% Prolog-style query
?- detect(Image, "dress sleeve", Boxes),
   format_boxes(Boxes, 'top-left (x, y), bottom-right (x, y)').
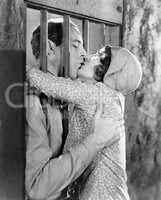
top-left (28, 68), bottom-right (101, 106)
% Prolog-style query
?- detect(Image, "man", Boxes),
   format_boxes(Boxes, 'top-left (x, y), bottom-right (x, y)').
top-left (26, 19), bottom-right (119, 200)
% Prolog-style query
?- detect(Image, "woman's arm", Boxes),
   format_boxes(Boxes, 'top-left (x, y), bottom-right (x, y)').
top-left (28, 68), bottom-right (101, 106)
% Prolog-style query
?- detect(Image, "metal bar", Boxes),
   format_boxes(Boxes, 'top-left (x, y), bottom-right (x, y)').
top-left (119, 25), bottom-right (123, 46)
top-left (83, 20), bottom-right (89, 53)
top-left (40, 9), bottom-right (48, 72)
top-left (119, 0), bottom-right (126, 46)
top-left (63, 15), bottom-right (70, 77)
top-left (60, 15), bottom-right (70, 152)
top-left (101, 23), bottom-right (106, 46)
top-left (26, 2), bottom-right (120, 27)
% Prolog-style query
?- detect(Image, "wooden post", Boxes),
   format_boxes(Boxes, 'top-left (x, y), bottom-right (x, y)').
top-left (0, 0), bottom-right (26, 199)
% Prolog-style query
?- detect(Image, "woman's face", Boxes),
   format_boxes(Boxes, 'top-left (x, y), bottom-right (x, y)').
top-left (77, 54), bottom-right (101, 80)
top-left (77, 46), bottom-right (111, 82)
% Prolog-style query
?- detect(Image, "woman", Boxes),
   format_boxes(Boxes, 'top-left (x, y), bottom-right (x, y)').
top-left (28, 45), bottom-right (142, 200)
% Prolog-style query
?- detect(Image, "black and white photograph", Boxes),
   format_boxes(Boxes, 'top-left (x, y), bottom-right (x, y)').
top-left (0, 0), bottom-right (161, 200)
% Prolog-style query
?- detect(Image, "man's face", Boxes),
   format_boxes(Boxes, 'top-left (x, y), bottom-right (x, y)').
top-left (69, 28), bottom-right (86, 79)
top-left (47, 25), bottom-right (86, 79)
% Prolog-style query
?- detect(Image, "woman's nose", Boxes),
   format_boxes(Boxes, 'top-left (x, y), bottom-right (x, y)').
top-left (85, 54), bottom-right (98, 61)
top-left (85, 54), bottom-right (92, 61)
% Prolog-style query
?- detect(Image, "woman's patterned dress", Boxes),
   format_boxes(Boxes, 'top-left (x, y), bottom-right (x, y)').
top-left (28, 69), bottom-right (130, 200)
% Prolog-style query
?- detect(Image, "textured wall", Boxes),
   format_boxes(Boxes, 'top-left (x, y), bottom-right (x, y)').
top-left (0, 0), bottom-right (26, 50)
top-left (123, 0), bottom-right (161, 200)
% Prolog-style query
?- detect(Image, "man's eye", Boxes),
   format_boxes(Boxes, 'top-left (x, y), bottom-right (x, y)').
top-left (72, 42), bottom-right (80, 48)
top-left (72, 44), bottom-right (79, 48)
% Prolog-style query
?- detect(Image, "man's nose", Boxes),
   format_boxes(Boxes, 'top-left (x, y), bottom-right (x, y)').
top-left (80, 46), bottom-right (87, 57)
top-left (81, 55), bottom-right (89, 63)
top-left (79, 47), bottom-right (87, 63)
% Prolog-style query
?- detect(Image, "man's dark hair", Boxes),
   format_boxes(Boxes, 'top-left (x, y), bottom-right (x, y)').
top-left (31, 22), bottom-right (63, 59)
top-left (94, 45), bottom-right (112, 82)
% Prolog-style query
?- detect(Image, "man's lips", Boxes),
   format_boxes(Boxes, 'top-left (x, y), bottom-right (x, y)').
top-left (78, 62), bottom-right (85, 70)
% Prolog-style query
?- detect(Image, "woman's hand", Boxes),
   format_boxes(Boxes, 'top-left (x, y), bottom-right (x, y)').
top-left (93, 104), bottom-right (120, 149)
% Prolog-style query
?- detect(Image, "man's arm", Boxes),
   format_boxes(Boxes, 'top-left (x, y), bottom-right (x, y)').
top-left (26, 96), bottom-right (119, 199)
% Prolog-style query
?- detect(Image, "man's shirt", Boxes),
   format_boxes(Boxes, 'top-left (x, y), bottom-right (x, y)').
top-left (25, 95), bottom-right (101, 200)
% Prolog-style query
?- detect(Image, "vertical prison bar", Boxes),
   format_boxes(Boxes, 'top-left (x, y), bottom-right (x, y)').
top-left (119, 25), bottom-right (123, 46)
top-left (83, 19), bottom-right (89, 53)
top-left (60, 15), bottom-right (70, 152)
top-left (63, 15), bottom-right (70, 77)
top-left (101, 24), bottom-right (106, 46)
top-left (40, 10), bottom-right (48, 72)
